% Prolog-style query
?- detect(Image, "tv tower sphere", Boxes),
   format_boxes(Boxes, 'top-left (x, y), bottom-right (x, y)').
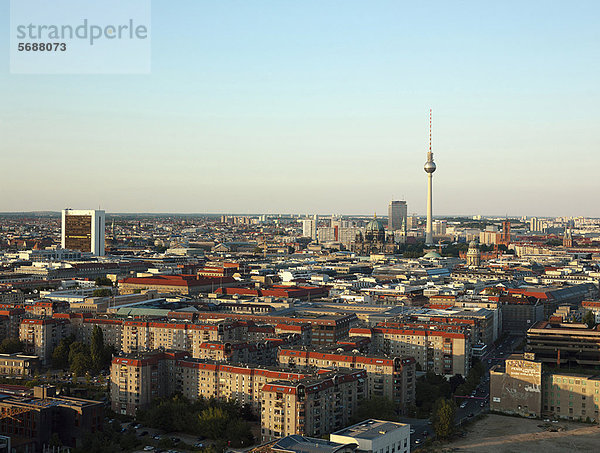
top-left (424, 160), bottom-right (436, 173)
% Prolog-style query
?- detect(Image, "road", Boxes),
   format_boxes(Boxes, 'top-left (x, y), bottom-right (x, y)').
top-left (456, 334), bottom-right (523, 425)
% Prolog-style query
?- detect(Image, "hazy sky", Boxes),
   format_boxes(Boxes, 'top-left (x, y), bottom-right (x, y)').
top-left (1, 1), bottom-right (599, 217)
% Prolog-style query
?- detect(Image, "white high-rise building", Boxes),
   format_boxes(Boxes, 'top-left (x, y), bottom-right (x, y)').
top-left (301, 215), bottom-right (318, 240)
top-left (61, 209), bottom-right (105, 256)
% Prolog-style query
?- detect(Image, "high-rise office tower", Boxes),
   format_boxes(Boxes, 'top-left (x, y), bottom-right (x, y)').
top-left (388, 200), bottom-right (408, 231)
top-left (424, 110), bottom-right (436, 245)
top-left (61, 209), bottom-right (105, 256)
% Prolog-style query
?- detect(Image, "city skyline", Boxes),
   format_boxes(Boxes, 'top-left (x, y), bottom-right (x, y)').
top-left (1, 1), bottom-right (599, 216)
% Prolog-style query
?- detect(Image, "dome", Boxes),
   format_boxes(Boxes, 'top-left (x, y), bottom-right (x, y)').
top-left (365, 217), bottom-right (386, 242)
top-left (468, 240), bottom-right (479, 249)
top-left (366, 218), bottom-right (385, 233)
top-left (423, 250), bottom-right (442, 259)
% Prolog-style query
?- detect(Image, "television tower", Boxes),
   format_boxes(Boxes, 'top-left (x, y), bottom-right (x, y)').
top-left (424, 109), bottom-right (436, 245)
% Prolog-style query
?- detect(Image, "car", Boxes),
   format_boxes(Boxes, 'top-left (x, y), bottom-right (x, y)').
top-left (414, 439), bottom-right (421, 445)
top-left (552, 420), bottom-right (559, 423)
top-left (468, 413), bottom-right (474, 418)
top-left (480, 402), bottom-right (485, 407)
top-left (143, 447), bottom-right (155, 452)
top-left (139, 431), bottom-right (149, 437)
top-left (170, 437), bottom-right (180, 443)
top-left (194, 443), bottom-right (204, 448)
top-left (153, 434), bottom-right (162, 440)
top-left (410, 429), bottom-right (415, 434)
top-left (460, 402), bottom-right (467, 409)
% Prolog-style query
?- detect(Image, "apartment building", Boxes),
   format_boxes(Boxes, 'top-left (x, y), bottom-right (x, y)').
top-left (110, 351), bottom-right (313, 416)
top-left (111, 351), bottom-right (180, 415)
top-left (121, 320), bottom-right (246, 354)
top-left (0, 308), bottom-right (25, 338)
top-left (350, 325), bottom-right (470, 377)
top-left (0, 353), bottom-right (39, 376)
top-left (192, 312), bottom-right (357, 346)
top-left (19, 318), bottom-right (70, 365)
top-left (278, 348), bottom-right (416, 410)
top-left (261, 369), bottom-right (367, 441)
top-left (0, 289), bottom-right (25, 305)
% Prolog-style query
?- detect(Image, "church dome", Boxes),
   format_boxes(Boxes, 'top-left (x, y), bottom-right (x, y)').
top-left (365, 217), bottom-right (386, 242)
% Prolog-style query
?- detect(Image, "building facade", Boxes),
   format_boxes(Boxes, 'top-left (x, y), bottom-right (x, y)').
top-left (61, 209), bottom-right (105, 256)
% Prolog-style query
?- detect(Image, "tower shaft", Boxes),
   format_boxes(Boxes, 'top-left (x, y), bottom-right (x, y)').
top-left (426, 173), bottom-right (433, 245)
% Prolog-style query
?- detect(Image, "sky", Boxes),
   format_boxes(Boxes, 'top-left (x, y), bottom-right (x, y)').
top-left (1, 1), bottom-right (599, 217)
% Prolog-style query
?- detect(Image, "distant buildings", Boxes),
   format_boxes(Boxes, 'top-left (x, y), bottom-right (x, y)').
top-left (61, 209), bottom-right (105, 256)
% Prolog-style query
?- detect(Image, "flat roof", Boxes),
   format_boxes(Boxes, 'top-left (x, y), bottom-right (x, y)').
top-left (331, 419), bottom-right (408, 440)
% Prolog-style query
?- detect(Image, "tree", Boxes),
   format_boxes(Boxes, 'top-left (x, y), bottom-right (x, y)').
top-left (90, 326), bottom-right (105, 373)
top-left (71, 352), bottom-right (92, 375)
top-left (583, 310), bottom-right (597, 328)
top-left (95, 276), bottom-right (113, 287)
top-left (350, 396), bottom-right (399, 423)
top-left (225, 419), bottom-right (254, 447)
top-left (449, 374), bottom-right (465, 393)
top-left (198, 406), bottom-right (229, 439)
top-left (93, 288), bottom-right (112, 297)
top-left (52, 335), bottom-right (75, 370)
top-left (0, 337), bottom-right (24, 354)
top-left (432, 398), bottom-right (456, 440)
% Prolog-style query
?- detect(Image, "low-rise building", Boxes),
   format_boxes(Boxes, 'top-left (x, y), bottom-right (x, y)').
top-left (0, 353), bottom-right (39, 376)
top-left (330, 419), bottom-right (410, 453)
top-left (0, 385), bottom-right (103, 451)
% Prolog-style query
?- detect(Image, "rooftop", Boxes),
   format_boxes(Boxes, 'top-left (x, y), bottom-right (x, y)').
top-left (331, 419), bottom-right (408, 440)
